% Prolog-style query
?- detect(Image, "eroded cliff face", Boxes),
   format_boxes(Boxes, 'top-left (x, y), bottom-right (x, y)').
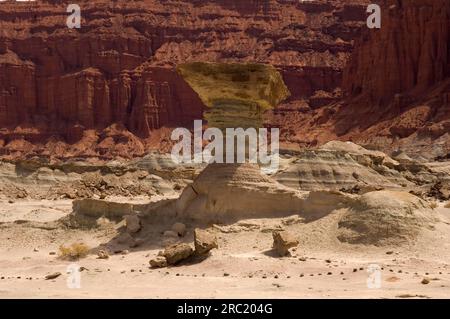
top-left (340, 0), bottom-right (450, 157)
top-left (271, 0), bottom-right (450, 159)
top-left (2, 0), bottom-right (446, 161)
top-left (0, 0), bottom-right (369, 160)
top-left (343, 0), bottom-right (449, 105)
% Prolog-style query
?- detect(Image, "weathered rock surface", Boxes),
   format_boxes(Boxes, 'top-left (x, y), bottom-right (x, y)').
top-left (149, 256), bottom-right (167, 268)
top-left (272, 230), bottom-right (299, 256)
top-left (97, 250), bottom-right (109, 259)
top-left (274, 141), bottom-right (411, 191)
top-left (194, 229), bottom-right (218, 255)
top-left (337, 0), bottom-right (450, 157)
top-left (0, 0), bottom-right (370, 160)
top-left (337, 191), bottom-right (437, 245)
top-left (269, 0), bottom-right (450, 159)
top-left (176, 163), bottom-right (306, 221)
top-left (163, 243), bottom-right (194, 265)
top-left (344, 0), bottom-right (449, 108)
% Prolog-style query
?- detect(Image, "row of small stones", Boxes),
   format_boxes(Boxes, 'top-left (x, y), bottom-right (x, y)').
top-left (0, 267), bottom-right (445, 283)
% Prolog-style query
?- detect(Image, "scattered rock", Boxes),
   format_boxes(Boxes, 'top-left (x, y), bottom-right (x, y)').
top-left (149, 257), bottom-right (167, 268)
top-left (45, 272), bottom-right (61, 280)
top-left (172, 222), bottom-right (187, 237)
top-left (163, 243), bottom-right (193, 265)
top-left (97, 250), bottom-right (109, 259)
top-left (194, 228), bottom-right (218, 255)
top-left (272, 230), bottom-right (299, 256)
top-left (421, 278), bottom-right (430, 285)
top-left (49, 251), bottom-right (56, 255)
top-left (125, 214), bottom-right (141, 233)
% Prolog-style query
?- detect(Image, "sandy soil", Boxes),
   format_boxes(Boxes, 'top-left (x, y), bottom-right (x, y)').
top-left (1, 199), bottom-right (450, 299)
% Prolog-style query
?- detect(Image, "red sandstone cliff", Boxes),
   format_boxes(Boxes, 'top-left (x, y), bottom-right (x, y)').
top-left (0, 0), bottom-right (368, 161)
top-left (1, 0), bottom-right (448, 161)
top-left (340, 0), bottom-right (450, 157)
top-left (271, 0), bottom-right (450, 159)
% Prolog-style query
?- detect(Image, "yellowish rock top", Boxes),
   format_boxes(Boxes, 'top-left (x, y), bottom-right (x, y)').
top-left (177, 62), bottom-right (290, 110)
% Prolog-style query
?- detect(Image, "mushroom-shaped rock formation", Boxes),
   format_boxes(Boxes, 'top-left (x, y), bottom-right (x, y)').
top-left (176, 62), bottom-right (305, 221)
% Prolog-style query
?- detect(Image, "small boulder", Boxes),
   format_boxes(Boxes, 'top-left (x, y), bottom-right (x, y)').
top-left (149, 256), bottom-right (167, 268)
top-left (45, 272), bottom-right (61, 280)
top-left (163, 243), bottom-right (193, 265)
top-left (172, 222), bottom-right (187, 237)
top-left (421, 278), bottom-right (430, 285)
top-left (194, 228), bottom-right (218, 255)
top-left (125, 214), bottom-right (141, 233)
top-left (97, 250), bottom-right (109, 259)
top-left (272, 230), bottom-right (299, 256)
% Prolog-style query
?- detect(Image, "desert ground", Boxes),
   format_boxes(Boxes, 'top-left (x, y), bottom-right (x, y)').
top-left (1, 141), bottom-right (450, 299)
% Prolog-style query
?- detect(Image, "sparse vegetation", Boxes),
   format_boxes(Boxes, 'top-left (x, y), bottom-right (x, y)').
top-left (58, 242), bottom-right (90, 260)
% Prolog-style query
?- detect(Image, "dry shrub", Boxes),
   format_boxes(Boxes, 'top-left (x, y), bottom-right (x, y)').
top-left (445, 202), bottom-right (450, 208)
top-left (430, 201), bottom-right (438, 209)
top-left (59, 242), bottom-right (90, 260)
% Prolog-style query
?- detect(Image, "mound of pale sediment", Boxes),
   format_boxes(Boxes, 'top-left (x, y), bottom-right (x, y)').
top-left (274, 141), bottom-right (428, 192)
top-left (337, 191), bottom-right (437, 246)
top-left (274, 150), bottom-right (406, 192)
top-left (176, 163), bottom-right (306, 222)
top-left (320, 141), bottom-right (396, 161)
